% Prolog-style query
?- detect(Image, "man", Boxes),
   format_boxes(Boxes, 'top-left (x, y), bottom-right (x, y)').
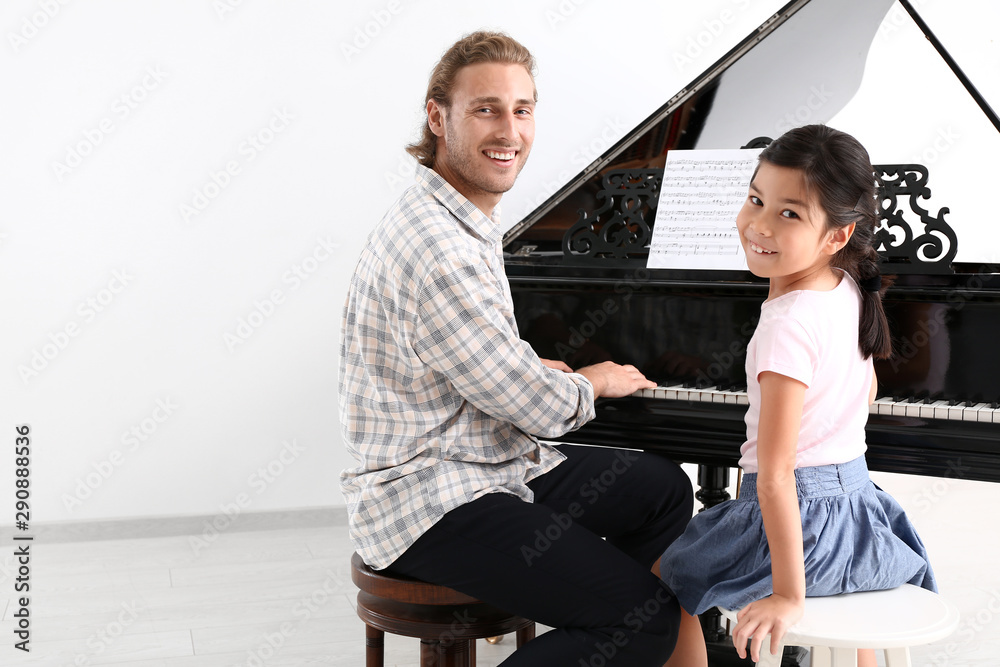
top-left (339, 31), bottom-right (693, 665)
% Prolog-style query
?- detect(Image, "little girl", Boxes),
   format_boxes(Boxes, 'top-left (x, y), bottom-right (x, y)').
top-left (659, 124), bottom-right (936, 666)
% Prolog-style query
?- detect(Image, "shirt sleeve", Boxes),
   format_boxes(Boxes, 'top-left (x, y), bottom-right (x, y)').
top-left (411, 253), bottom-right (595, 438)
top-left (753, 311), bottom-right (817, 388)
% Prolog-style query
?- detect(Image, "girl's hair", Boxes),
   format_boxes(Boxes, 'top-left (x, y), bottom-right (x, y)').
top-left (406, 31), bottom-right (537, 168)
top-left (757, 124), bottom-right (893, 360)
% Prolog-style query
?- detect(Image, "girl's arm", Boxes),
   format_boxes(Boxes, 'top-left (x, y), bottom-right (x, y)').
top-left (732, 370), bottom-right (806, 662)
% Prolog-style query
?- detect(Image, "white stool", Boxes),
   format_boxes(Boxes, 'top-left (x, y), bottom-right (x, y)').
top-left (719, 584), bottom-right (959, 667)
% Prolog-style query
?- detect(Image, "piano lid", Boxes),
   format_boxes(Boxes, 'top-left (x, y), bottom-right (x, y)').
top-left (504, 0), bottom-right (1000, 269)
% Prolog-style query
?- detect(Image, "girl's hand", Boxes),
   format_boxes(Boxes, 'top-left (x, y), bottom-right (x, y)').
top-left (732, 594), bottom-right (804, 662)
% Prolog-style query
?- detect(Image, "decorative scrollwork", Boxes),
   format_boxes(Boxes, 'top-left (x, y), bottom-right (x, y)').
top-left (873, 164), bottom-right (957, 273)
top-left (559, 155), bottom-right (958, 274)
top-left (562, 169), bottom-right (662, 260)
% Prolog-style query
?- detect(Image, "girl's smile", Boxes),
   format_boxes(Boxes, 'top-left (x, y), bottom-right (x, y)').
top-left (736, 162), bottom-right (853, 299)
top-left (747, 239), bottom-right (777, 255)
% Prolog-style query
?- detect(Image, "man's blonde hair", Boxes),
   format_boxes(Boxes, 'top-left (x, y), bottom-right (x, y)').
top-left (406, 31), bottom-right (537, 168)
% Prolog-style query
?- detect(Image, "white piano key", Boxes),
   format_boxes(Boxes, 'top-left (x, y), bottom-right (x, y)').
top-left (652, 387), bottom-right (667, 400)
top-left (736, 394), bottom-right (750, 406)
top-left (948, 403), bottom-right (966, 421)
top-left (920, 400), bottom-right (947, 420)
top-left (891, 401), bottom-right (909, 417)
top-left (725, 393), bottom-right (739, 404)
top-left (695, 387), bottom-right (717, 401)
top-left (978, 405), bottom-right (997, 423)
top-left (713, 391), bottom-right (728, 403)
top-left (688, 387), bottom-right (712, 402)
top-left (905, 401), bottom-right (923, 418)
top-left (965, 402), bottom-right (990, 422)
top-left (873, 397), bottom-right (895, 416)
top-left (934, 401), bottom-right (952, 420)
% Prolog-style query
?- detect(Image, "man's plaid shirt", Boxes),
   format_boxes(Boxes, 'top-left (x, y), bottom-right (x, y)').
top-left (339, 165), bottom-right (596, 569)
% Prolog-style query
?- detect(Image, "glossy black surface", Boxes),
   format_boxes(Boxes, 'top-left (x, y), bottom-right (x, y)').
top-left (508, 264), bottom-right (1000, 481)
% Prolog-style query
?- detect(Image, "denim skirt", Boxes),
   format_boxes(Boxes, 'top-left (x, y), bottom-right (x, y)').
top-left (659, 456), bottom-right (936, 616)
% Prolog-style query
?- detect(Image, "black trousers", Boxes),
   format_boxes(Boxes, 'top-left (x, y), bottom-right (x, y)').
top-left (386, 444), bottom-right (694, 666)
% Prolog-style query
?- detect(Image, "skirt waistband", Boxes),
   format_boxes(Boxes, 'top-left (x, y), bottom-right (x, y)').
top-left (740, 456), bottom-right (870, 501)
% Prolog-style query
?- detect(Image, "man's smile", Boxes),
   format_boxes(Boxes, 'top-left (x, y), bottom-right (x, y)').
top-left (484, 149), bottom-right (517, 164)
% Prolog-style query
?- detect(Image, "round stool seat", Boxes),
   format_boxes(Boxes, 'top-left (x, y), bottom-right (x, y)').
top-left (719, 584), bottom-right (959, 649)
top-left (350, 552), bottom-right (535, 666)
top-left (352, 552), bottom-right (482, 606)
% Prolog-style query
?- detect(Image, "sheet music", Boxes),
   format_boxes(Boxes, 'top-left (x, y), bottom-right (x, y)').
top-left (647, 148), bottom-right (763, 270)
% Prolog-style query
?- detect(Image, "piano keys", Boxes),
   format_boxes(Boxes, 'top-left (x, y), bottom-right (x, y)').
top-left (639, 386), bottom-right (999, 423)
top-left (632, 384), bottom-right (1000, 423)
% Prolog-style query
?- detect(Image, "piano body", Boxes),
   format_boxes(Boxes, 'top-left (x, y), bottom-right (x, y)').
top-left (505, 1), bottom-right (998, 655)
top-left (505, 0), bottom-right (1000, 486)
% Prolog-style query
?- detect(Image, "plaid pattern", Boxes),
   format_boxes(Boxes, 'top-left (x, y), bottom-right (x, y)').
top-left (339, 165), bottom-right (596, 569)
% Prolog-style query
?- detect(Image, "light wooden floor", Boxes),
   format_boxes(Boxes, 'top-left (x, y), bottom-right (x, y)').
top-left (2, 470), bottom-right (998, 666)
top-left (0, 519), bottom-right (526, 666)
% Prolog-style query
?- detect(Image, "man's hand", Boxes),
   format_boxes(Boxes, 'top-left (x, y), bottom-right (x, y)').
top-left (576, 361), bottom-right (656, 398)
top-left (732, 594), bottom-right (804, 663)
top-left (539, 358), bottom-right (573, 373)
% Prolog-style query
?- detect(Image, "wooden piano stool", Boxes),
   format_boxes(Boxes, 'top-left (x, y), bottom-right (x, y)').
top-left (350, 552), bottom-right (535, 666)
top-left (718, 584), bottom-right (960, 667)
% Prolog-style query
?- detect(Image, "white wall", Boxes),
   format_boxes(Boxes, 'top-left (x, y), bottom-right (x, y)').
top-left (2, 0), bottom-right (997, 527)
top-left (2, 0), bottom-right (788, 525)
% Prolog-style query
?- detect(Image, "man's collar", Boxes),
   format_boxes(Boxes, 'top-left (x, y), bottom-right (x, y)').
top-left (414, 164), bottom-right (501, 244)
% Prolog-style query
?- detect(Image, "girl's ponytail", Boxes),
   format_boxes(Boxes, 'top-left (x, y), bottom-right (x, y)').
top-left (835, 201), bottom-right (894, 360)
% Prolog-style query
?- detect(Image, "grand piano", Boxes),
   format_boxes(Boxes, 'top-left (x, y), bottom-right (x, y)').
top-left (504, 0), bottom-right (999, 660)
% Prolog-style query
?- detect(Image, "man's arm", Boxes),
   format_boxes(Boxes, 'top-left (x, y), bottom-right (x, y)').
top-left (413, 255), bottom-right (651, 435)
top-left (539, 358), bottom-right (572, 373)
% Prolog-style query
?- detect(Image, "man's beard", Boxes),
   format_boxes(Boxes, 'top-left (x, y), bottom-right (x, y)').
top-left (442, 118), bottom-right (527, 199)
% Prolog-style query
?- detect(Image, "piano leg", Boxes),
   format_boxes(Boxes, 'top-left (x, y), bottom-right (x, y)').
top-left (695, 465), bottom-right (731, 647)
top-left (694, 464), bottom-right (805, 666)
top-left (695, 464), bottom-right (731, 511)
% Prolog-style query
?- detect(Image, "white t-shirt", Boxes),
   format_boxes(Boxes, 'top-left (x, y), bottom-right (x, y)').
top-left (739, 271), bottom-right (872, 473)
